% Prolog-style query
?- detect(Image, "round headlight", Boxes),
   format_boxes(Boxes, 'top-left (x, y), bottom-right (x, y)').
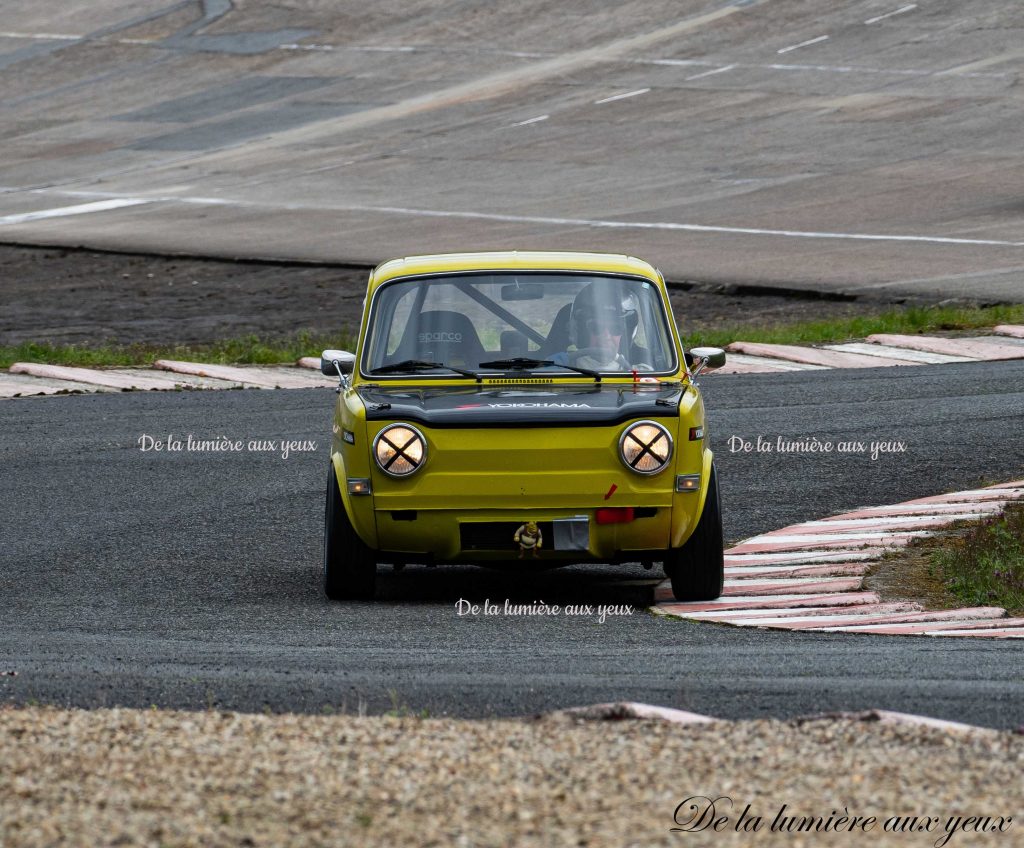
top-left (373, 424), bottom-right (427, 477)
top-left (619, 420), bottom-right (672, 475)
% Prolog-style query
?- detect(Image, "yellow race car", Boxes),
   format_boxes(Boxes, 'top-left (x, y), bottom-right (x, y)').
top-left (320, 251), bottom-right (726, 601)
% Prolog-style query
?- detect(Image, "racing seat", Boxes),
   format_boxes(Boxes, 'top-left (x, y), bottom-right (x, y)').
top-left (537, 303), bottom-right (573, 358)
top-left (391, 310), bottom-right (487, 368)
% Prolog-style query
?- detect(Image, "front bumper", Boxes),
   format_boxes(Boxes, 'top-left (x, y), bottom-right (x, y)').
top-left (337, 417), bottom-right (708, 561)
top-left (373, 505), bottom-right (677, 562)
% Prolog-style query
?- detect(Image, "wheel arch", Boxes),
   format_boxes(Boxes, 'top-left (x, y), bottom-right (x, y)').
top-left (330, 451), bottom-right (380, 548)
top-left (670, 447), bottom-right (716, 549)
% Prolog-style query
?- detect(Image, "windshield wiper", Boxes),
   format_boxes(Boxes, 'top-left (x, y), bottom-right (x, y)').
top-left (373, 359), bottom-right (481, 379)
top-left (476, 357), bottom-right (601, 381)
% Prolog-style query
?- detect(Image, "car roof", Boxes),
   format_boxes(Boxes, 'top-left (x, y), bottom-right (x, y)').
top-left (369, 251), bottom-right (663, 287)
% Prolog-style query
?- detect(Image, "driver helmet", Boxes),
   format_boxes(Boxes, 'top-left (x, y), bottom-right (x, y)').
top-left (568, 282), bottom-right (639, 352)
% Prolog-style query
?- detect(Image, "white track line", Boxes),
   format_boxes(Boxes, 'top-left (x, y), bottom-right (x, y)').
top-left (511, 115), bottom-right (549, 126)
top-left (684, 65), bottom-right (735, 81)
top-left (0, 30), bottom-right (80, 40)
top-left (777, 35), bottom-right (829, 54)
top-left (15, 188), bottom-right (1024, 248)
top-left (264, 206), bottom-right (1024, 248)
top-left (0, 199), bottom-right (150, 226)
top-left (762, 61), bottom-right (1006, 79)
top-left (864, 4), bottom-right (918, 25)
top-left (347, 45), bottom-right (415, 53)
top-left (593, 88), bottom-right (650, 104)
top-left (0, 30), bottom-right (159, 46)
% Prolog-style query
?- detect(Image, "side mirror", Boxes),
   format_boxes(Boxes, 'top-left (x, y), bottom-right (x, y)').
top-left (320, 349), bottom-right (355, 377)
top-left (688, 346), bottom-right (726, 376)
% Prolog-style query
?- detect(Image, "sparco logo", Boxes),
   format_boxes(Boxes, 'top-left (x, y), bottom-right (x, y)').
top-left (418, 331), bottom-right (462, 343)
top-left (487, 402), bottom-right (592, 408)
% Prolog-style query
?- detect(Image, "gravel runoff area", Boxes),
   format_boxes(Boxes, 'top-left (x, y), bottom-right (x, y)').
top-left (0, 244), bottom-right (911, 348)
top-left (1, 707), bottom-right (1021, 848)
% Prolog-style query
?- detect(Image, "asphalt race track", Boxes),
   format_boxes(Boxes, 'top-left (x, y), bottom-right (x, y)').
top-left (3, 362), bottom-right (1023, 728)
top-left (1, 0), bottom-right (1023, 300)
top-left (2, 0), bottom-right (1024, 741)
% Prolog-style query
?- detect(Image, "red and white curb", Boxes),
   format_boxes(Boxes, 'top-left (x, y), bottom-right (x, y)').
top-left (0, 359), bottom-right (332, 397)
top-left (717, 325), bottom-right (1024, 374)
top-left (3, 325), bottom-right (1024, 396)
top-left (654, 480), bottom-right (1024, 638)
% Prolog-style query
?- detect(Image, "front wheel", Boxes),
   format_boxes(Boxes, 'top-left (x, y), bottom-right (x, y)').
top-left (663, 463), bottom-right (724, 601)
top-left (324, 464), bottom-right (378, 600)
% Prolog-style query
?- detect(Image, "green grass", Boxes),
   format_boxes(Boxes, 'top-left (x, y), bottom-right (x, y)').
top-left (384, 689), bottom-right (429, 719)
top-left (0, 330), bottom-right (356, 370)
top-left (930, 503), bottom-right (1024, 615)
top-left (1, 302), bottom-right (1022, 369)
top-left (678, 302), bottom-right (1024, 349)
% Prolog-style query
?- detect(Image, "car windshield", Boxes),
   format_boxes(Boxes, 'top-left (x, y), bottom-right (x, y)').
top-left (362, 273), bottom-right (677, 376)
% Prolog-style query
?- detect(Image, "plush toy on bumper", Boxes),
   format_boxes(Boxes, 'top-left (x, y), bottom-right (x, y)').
top-left (514, 521), bottom-right (543, 559)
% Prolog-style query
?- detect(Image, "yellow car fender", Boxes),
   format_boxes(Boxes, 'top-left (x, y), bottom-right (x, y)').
top-left (330, 391), bottom-right (379, 549)
top-left (667, 384), bottom-right (715, 549)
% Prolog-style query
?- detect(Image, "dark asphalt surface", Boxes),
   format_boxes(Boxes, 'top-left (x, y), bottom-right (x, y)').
top-left (2, 362), bottom-right (1024, 727)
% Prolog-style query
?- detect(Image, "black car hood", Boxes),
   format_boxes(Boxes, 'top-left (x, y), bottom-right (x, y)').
top-left (357, 383), bottom-right (684, 427)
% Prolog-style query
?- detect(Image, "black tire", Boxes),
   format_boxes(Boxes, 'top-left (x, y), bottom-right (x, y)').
top-left (663, 463), bottom-right (724, 601)
top-left (323, 464), bottom-right (377, 600)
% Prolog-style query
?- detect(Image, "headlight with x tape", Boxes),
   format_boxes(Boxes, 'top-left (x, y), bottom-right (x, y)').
top-left (618, 420), bottom-right (673, 475)
top-left (373, 424), bottom-right (427, 477)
